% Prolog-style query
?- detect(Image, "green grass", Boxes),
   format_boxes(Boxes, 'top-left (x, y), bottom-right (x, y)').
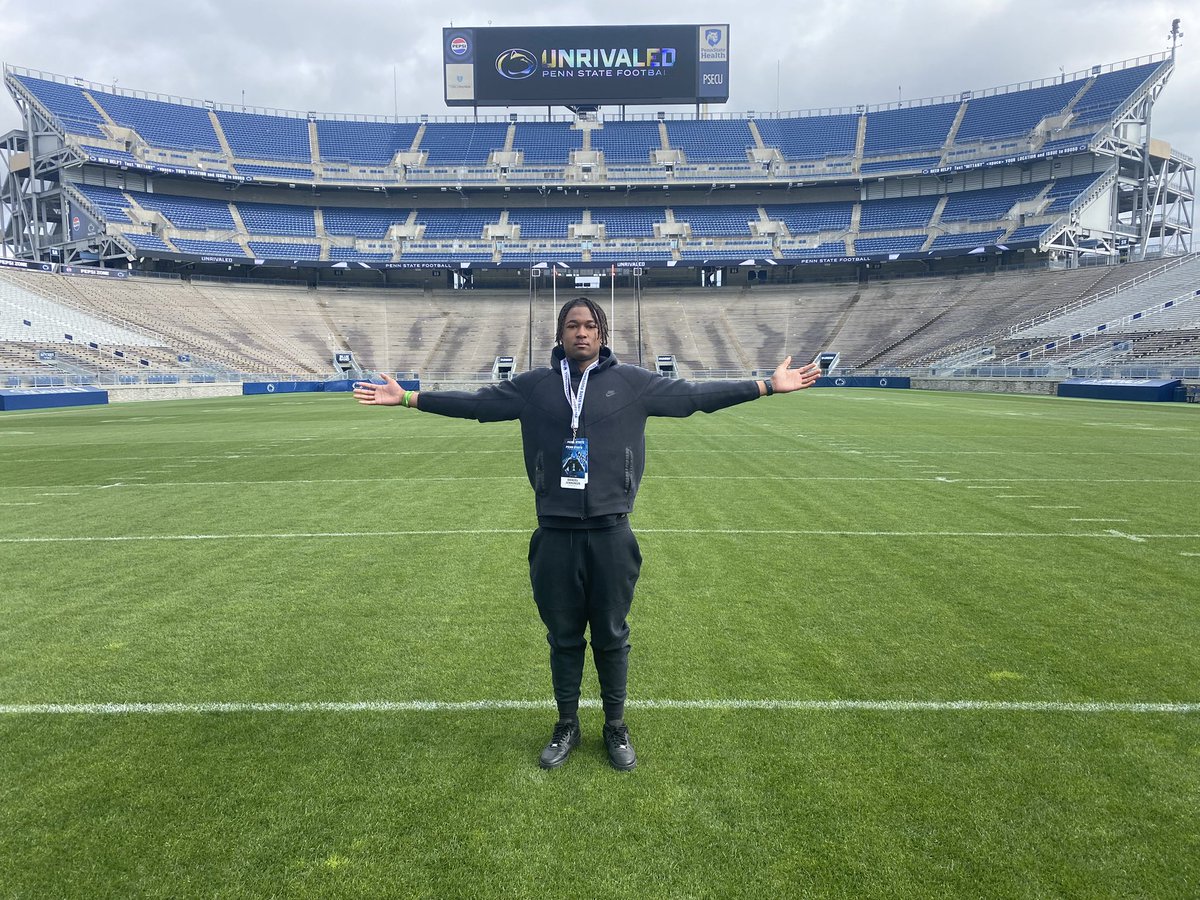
top-left (1, 389), bottom-right (1198, 898)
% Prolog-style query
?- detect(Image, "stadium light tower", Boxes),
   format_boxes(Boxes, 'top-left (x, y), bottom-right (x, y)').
top-left (1168, 18), bottom-right (1183, 57)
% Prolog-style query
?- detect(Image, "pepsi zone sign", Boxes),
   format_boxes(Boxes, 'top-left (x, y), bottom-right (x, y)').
top-left (443, 24), bottom-right (729, 107)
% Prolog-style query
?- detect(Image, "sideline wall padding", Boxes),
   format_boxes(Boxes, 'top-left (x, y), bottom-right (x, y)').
top-left (0, 387), bottom-right (109, 411)
top-left (1057, 378), bottom-right (1181, 402)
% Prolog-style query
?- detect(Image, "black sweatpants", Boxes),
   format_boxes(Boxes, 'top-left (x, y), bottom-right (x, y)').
top-left (528, 521), bottom-right (643, 722)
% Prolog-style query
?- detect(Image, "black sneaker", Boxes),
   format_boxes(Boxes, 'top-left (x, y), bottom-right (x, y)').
top-left (538, 720), bottom-right (581, 769)
top-left (603, 722), bottom-right (637, 771)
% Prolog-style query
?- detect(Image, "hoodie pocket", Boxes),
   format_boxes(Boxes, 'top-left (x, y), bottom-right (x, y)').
top-left (534, 450), bottom-right (546, 496)
top-left (624, 447), bottom-right (634, 494)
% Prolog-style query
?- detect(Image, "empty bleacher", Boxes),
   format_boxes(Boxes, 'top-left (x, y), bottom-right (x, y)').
top-left (215, 110), bottom-right (312, 163)
top-left (863, 102), bottom-right (958, 155)
top-left (593, 121), bottom-right (662, 164)
top-left (419, 123), bottom-right (509, 165)
top-left (755, 114), bottom-right (858, 160)
top-left (665, 120), bottom-right (755, 163)
top-left (671, 205), bottom-right (759, 237)
top-left (954, 80), bottom-right (1080, 143)
top-left (512, 122), bottom-right (583, 164)
top-left (765, 202), bottom-right (853, 235)
top-left (315, 119), bottom-right (420, 164)
top-left (237, 202), bottom-right (318, 237)
top-left (506, 208), bottom-right (584, 239)
top-left (91, 91), bottom-right (221, 152)
top-left (859, 196), bottom-right (939, 230)
top-left (940, 183), bottom-right (1043, 222)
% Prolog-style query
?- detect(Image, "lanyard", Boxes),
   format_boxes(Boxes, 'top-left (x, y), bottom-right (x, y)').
top-left (560, 358), bottom-right (597, 438)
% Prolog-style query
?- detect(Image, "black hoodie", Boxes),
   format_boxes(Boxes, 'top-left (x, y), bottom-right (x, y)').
top-left (417, 346), bottom-right (762, 524)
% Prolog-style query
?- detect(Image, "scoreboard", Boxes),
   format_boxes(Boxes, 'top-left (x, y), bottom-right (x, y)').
top-left (443, 24), bottom-right (729, 107)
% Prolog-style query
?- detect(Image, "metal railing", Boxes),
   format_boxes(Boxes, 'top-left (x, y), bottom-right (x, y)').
top-left (1008, 251), bottom-right (1200, 335)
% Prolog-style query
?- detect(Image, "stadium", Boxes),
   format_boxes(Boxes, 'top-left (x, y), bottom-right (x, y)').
top-left (1, 18), bottom-right (1198, 899)
top-left (1, 23), bottom-right (1198, 396)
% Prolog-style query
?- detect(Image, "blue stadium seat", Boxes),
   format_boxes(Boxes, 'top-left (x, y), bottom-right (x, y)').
top-left (512, 123), bottom-right (583, 165)
top-left (172, 238), bottom-right (248, 256)
top-left (131, 192), bottom-right (235, 230)
top-left (247, 241), bottom-right (320, 259)
top-left (215, 110), bottom-right (311, 163)
top-left (593, 121), bottom-right (662, 164)
top-left (929, 229), bottom-right (1005, 250)
top-left (330, 248), bottom-right (393, 261)
top-left (940, 183), bottom-right (1043, 223)
top-left (91, 91), bottom-right (221, 151)
top-left (671, 205), bottom-right (759, 237)
top-left (864, 102), bottom-right (958, 155)
top-left (589, 207), bottom-right (664, 238)
top-left (323, 207), bottom-right (412, 238)
top-left (325, 208), bottom-right (401, 237)
top-left (956, 81), bottom-right (1079, 142)
top-left (316, 120), bottom-right (421, 164)
top-left (1043, 172), bottom-right (1106, 213)
top-left (853, 235), bottom-right (927, 254)
top-left (765, 203), bottom-right (853, 234)
top-left (415, 209), bottom-right (500, 239)
top-left (664, 120), bottom-right (755, 163)
top-left (1071, 62), bottom-right (1163, 124)
top-left (13, 75), bottom-right (107, 137)
top-left (72, 184), bottom-right (133, 224)
top-left (236, 202), bottom-right (317, 237)
top-left (859, 196), bottom-right (939, 230)
top-left (506, 208), bottom-right (584, 239)
top-left (755, 114), bottom-right (858, 160)
top-left (1005, 224), bottom-right (1050, 244)
top-left (419, 123), bottom-right (509, 165)
top-left (779, 241), bottom-right (850, 259)
top-left (120, 232), bottom-right (172, 251)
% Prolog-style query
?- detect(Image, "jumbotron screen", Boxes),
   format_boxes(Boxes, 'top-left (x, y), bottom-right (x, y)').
top-left (442, 24), bottom-right (729, 107)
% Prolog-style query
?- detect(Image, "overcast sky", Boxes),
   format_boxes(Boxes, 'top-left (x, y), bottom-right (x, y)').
top-left (1, 0), bottom-right (1197, 155)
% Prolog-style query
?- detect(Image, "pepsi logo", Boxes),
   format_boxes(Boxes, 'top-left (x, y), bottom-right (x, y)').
top-left (450, 36), bottom-right (469, 55)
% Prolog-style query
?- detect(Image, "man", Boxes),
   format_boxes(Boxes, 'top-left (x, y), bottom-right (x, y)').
top-left (354, 297), bottom-right (820, 771)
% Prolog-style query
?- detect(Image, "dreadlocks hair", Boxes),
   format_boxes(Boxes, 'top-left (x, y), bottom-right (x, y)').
top-left (555, 296), bottom-right (610, 348)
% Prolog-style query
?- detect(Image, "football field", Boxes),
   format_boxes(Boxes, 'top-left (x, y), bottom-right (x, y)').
top-left (1, 387), bottom-right (1197, 898)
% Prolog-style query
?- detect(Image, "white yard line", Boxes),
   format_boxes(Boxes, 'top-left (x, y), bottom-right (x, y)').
top-left (2, 528), bottom-right (1199, 544)
top-left (6, 475), bottom-right (1200, 492)
top-left (0, 699), bottom-right (1194, 716)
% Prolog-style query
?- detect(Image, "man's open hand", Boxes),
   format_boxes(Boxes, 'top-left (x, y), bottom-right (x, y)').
top-left (770, 357), bottom-right (821, 394)
top-left (353, 373), bottom-right (403, 406)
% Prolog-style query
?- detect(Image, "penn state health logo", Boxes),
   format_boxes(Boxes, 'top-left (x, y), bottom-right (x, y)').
top-left (450, 36), bottom-right (469, 55)
top-left (705, 28), bottom-right (723, 47)
top-left (495, 48), bottom-right (537, 79)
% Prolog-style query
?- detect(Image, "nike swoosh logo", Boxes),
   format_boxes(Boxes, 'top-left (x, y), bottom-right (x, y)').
top-left (606, 390), bottom-right (617, 397)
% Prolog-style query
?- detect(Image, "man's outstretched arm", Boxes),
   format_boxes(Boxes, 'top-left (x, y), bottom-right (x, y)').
top-left (354, 372), bottom-right (528, 422)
